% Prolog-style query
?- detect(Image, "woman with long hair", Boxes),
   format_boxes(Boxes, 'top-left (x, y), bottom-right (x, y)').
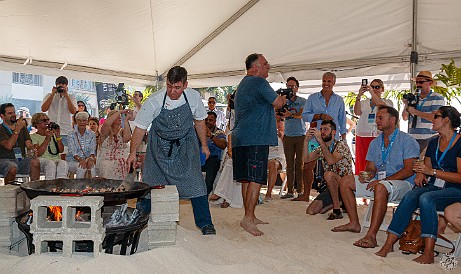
top-left (376, 106), bottom-right (461, 264)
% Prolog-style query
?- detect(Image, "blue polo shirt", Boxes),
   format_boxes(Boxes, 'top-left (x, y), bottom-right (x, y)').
top-left (366, 130), bottom-right (420, 184)
top-left (284, 96), bottom-right (307, 137)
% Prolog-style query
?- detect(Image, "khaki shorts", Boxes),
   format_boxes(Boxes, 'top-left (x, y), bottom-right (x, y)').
top-left (354, 175), bottom-right (413, 202)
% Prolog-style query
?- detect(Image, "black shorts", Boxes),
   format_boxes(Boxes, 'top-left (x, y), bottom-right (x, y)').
top-left (314, 189), bottom-right (333, 207)
top-left (232, 145), bottom-right (269, 184)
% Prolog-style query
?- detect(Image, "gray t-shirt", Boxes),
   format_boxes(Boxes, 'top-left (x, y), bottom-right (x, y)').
top-left (232, 76), bottom-right (278, 147)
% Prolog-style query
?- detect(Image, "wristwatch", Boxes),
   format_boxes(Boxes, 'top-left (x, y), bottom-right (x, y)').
top-left (433, 169), bottom-right (437, 177)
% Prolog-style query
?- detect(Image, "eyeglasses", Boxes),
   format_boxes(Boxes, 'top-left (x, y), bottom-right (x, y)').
top-left (41, 118), bottom-right (50, 122)
top-left (416, 80), bottom-right (430, 84)
top-left (433, 114), bottom-right (443, 119)
top-left (370, 85), bottom-right (382, 89)
top-left (208, 101), bottom-right (216, 104)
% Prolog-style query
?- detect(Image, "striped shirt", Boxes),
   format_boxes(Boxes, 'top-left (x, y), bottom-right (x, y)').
top-left (408, 90), bottom-right (444, 140)
top-left (68, 126), bottom-right (96, 159)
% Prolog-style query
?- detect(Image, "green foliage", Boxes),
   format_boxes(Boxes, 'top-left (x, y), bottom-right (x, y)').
top-left (433, 59), bottom-right (461, 105)
top-left (125, 86), bottom-right (157, 109)
top-left (198, 86), bottom-right (237, 104)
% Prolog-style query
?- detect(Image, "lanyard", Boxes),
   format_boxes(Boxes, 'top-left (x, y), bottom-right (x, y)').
top-left (329, 140), bottom-right (335, 153)
top-left (381, 129), bottom-right (398, 164)
top-left (435, 133), bottom-right (457, 168)
top-left (416, 91), bottom-right (432, 110)
top-left (370, 100), bottom-right (376, 112)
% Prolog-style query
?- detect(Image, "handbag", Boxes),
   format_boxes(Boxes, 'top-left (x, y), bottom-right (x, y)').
top-left (399, 220), bottom-right (424, 254)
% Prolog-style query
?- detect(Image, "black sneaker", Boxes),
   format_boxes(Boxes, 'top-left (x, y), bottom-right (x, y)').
top-left (326, 212), bottom-right (343, 220)
top-left (201, 225), bottom-right (216, 235)
top-left (280, 193), bottom-right (294, 199)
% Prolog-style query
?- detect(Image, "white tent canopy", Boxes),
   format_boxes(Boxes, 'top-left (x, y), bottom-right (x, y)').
top-left (0, 0), bottom-right (460, 92)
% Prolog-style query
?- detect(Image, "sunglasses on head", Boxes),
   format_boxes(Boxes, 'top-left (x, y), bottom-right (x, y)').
top-left (370, 85), bottom-right (381, 89)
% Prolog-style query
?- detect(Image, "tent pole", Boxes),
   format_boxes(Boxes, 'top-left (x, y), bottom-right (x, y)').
top-left (410, 0), bottom-right (418, 88)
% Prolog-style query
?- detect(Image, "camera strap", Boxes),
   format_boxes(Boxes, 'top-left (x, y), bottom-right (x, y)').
top-left (47, 135), bottom-right (59, 155)
top-left (75, 132), bottom-right (88, 158)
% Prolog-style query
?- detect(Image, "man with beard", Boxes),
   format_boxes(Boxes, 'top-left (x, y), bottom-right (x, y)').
top-left (402, 71), bottom-right (444, 154)
top-left (0, 103), bottom-right (40, 184)
top-left (332, 106), bottom-right (419, 249)
top-left (202, 111), bottom-right (227, 194)
top-left (303, 120), bottom-right (353, 219)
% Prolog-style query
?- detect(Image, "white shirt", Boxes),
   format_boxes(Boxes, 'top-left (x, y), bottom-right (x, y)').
top-left (133, 88), bottom-right (207, 130)
top-left (356, 98), bottom-right (393, 137)
top-left (42, 93), bottom-right (77, 135)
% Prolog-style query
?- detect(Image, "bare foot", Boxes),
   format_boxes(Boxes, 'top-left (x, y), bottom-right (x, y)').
top-left (240, 219), bottom-right (264, 236)
top-left (220, 200), bottom-right (230, 208)
top-left (331, 223), bottom-right (361, 233)
top-left (255, 217), bottom-right (269, 225)
top-left (209, 194), bottom-right (220, 201)
top-left (413, 253), bottom-right (434, 264)
top-left (375, 245), bottom-right (394, 257)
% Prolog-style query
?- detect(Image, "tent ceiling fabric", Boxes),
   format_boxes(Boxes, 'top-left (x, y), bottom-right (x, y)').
top-left (0, 0), bottom-right (460, 88)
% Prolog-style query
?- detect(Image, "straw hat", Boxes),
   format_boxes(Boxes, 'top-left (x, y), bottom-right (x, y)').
top-left (411, 71), bottom-right (433, 81)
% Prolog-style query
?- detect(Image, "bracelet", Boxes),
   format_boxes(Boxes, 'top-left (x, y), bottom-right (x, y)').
top-left (13, 131), bottom-right (19, 135)
top-left (56, 137), bottom-right (62, 141)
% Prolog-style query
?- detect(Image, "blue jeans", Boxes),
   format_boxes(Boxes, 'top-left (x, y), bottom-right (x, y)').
top-left (388, 185), bottom-right (461, 239)
top-left (137, 194), bottom-right (213, 229)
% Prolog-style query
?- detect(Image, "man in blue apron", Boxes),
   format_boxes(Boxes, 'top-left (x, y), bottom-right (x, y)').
top-left (127, 66), bottom-right (215, 235)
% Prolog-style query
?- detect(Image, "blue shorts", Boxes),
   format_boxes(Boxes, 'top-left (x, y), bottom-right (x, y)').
top-left (0, 158), bottom-right (33, 176)
top-left (232, 145), bottom-right (269, 184)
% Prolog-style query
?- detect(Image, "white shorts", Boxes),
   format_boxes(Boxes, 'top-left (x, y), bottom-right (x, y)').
top-left (354, 175), bottom-right (413, 203)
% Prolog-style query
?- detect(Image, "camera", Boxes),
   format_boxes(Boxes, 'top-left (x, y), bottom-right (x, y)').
top-left (276, 104), bottom-right (289, 116)
top-left (57, 86), bottom-right (65, 93)
top-left (228, 93), bottom-right (235, 110)
top-left (403, 92), bottom-right (418, 107)
top-left (47, 122), bottom-right (60, 130)
top-left (275, 88), bottom-right (293, 100)
top-left (115, 83), bottom-right (129, 106)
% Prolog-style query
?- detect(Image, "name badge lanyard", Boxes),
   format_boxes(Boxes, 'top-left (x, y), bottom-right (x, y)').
top-left (2, 123), bottom-right (18, 146)
top-left (370, 100), bottom-right (376, 113)
top-left (381, 129), bottom-right (398, 167)
top-left (329, 140), bottom-right (335, 153)
top-left (435, 133), bottom-right (457, 170)
top-left (416, 91), bottom-right (432, 111)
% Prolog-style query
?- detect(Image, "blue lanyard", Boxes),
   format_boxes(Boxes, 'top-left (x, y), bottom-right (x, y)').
top-left (329, 140), bottom-right (335, 153)
top-left (2, 123), bottom-right (13, 134)
top-left (416, 91), bottom-right (432, 110)
top-left (370, 100), bottom-right (376, 112)
top-left (381, 129), bottom-right (398, 164)
top-left (435, 133), bottom-right (457, 168)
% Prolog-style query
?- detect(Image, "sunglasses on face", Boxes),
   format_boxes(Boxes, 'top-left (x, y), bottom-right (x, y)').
top-left (416, 80), bottom-right (430, 84)
top-left (41, 118), bottom-right (50, 122)
top-left (433, 114), bottom-right (443, 119)
top-left (208, 101), bottom-right (216, 104)
top-left (78, 105), bottom-right (85, 107)
top-left (370, 85), bottom-right (381, 89)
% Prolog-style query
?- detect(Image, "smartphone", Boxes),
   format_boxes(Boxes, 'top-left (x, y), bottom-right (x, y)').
top-left (361, 79), bottom-right (368, 86)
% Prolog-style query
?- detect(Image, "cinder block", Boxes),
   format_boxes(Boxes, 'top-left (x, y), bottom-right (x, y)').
top-left (30, 196), bottom-right (103, 234)
top-left (151, 200), bottom-right (179, 215)
top-left (0, 185), bottom-right (30, 217)
top-left (150, 186), bottom-right (179, 202)
top-left (149, 213), bottom-right (179, 223)
top-left (147, 221), bottom-right (177, 249)
top-left (33, 232), bottom-right (105, 257)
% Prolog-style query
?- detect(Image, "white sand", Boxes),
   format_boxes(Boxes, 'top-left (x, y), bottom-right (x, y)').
top-left (0, 192), bottom-right (456, 273)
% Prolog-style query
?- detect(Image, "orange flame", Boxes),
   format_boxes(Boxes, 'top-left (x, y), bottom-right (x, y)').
top-left (48, 206), bottom-right (62, 221)
top-left (75, 210), bottom-right (85, 222)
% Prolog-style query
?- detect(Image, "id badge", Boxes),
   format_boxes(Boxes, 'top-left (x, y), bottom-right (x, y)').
top-left (13, 147), bottom-right (23, 161)
top-left (434, 178), bottom-right (446, 188)
top-left (368, 113), bottom-right (376, 124)
top-left (377, 171), bottom-right (386, 180)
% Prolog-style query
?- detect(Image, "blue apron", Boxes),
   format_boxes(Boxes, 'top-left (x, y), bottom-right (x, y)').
top-left (143, 92), bottom-right (207, 199)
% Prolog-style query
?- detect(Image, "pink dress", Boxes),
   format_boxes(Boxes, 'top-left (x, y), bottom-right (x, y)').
top-left (96, 132), bottom-right (129, 180)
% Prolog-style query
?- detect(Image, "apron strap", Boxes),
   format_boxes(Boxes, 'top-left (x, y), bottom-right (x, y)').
top-left (161, 89), bottom-right (190, 108)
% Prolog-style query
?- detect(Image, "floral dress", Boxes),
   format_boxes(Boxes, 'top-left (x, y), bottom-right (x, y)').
top-left (96, 131), bottom-right (129, 180)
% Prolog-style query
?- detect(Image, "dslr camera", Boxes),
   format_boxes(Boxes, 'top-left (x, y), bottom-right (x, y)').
top-left (56, 86), bottom-right (65, 93)
top-left (276, 104), bottom-right (289, 116)
top-left (275, 87), bottom-right (294, 100)
top-left (47, 122), bottom-right (60, 130)
top-left (115, 83), bottom-right (129, 106)
top-left (402, 92), bottom-right (419, 108)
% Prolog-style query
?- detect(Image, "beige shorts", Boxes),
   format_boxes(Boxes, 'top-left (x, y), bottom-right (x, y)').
top-left (354, 175), bottom-right (413, 203)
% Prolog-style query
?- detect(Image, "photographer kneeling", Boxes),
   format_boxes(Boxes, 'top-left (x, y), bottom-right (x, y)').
top-left (30, 113), bottom-right (68, 179)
